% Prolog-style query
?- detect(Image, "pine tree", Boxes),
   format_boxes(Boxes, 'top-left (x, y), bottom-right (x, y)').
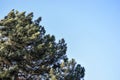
top-left (0, 10), bottom-right (85, 80)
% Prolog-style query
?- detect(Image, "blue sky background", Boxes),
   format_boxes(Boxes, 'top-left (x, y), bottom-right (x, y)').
top-left (0, 0), bottom-right (120, 80)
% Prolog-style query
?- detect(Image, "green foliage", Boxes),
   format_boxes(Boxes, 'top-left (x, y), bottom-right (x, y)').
top-left (0, 10), bottom-right (85, 80)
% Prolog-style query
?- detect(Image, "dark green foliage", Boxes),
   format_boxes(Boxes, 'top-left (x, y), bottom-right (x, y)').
top-left (0, 10), bottom-right (85, 80)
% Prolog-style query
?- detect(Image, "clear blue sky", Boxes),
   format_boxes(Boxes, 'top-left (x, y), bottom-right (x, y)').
top-left (0, 0), bottom-right (120, 80)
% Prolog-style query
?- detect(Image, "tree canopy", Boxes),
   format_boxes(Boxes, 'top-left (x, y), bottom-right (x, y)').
top-left (0, 10), bottom-right (85, 80)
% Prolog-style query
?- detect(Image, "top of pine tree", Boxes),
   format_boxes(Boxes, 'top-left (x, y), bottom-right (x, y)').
top-left (0, 10), bottom-right (85, 80)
